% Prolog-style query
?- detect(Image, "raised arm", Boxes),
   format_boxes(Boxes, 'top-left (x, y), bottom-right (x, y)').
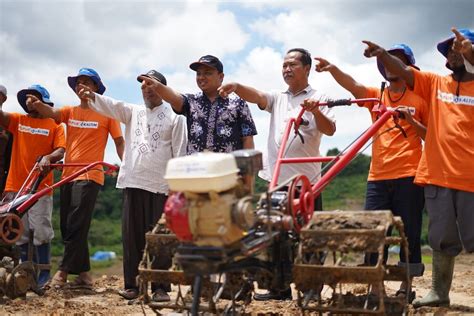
top-left (218, 83), bottom-right (268, 110)
top-left (27, 94), bottom-right (62, 123)
top-left (363, 40), bottom-right (415, 88)
top-left (137, 76), bottom-right (185, 113)
top-left (452, 27), bottom-right (474, 69)
top-left (314, 57), bottom-right (366, 98)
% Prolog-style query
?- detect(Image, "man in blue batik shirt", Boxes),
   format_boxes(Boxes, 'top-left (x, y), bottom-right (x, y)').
top-left (140, 55), bottom-right (257, 153)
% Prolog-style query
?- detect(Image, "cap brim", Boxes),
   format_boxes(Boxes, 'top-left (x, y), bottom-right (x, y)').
top-left (17, 89), bottom-right (54, 113)
top-left (189, 61), bottom-right (219, 72)
top-left (136, 74), bottom-right (155, 82)
top-left (437, 37), bottom-right (453, 58)
top-left (68, 75), bottom-right (106, 95)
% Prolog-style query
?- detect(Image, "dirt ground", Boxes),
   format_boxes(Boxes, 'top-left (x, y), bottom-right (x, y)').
top-left (1, 253), bottom-right (473, 315)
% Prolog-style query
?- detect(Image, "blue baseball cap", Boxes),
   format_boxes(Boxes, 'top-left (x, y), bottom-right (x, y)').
top-left (377, 44), bottom-right (419, 79)
top-left (68, 67), bottom-right (106, 95)
top-left (17, 84), bottom-right (54, 114)
top-left (437, 28), bottom-right (474, 69)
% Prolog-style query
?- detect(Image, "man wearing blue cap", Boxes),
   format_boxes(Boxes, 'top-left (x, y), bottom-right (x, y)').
top-left (138, 55), bottom-right (257, 154)
top-left (77, 69), bottom-right (187, 302)
top-left (453, 28), bottom-right (474, 73)
top-left (364, 27), bottom-right (474, 308)
top-left (0, 84), bottom-right (13, 195)
top-left (313, 45), bottom-right (428, 300)
top-left (0, 84), bottom-right (66, 287)
top-left (28, 68), bottom-right (124, 289)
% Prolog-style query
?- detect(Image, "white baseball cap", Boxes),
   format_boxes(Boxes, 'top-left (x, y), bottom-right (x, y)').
top-left (0, 84), bottom-right (6, 97)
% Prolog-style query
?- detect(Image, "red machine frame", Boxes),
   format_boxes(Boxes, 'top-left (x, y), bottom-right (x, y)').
top-left (270, 98), bottom-right (398, 231)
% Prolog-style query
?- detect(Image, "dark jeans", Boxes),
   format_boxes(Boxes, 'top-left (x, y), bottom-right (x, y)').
top-left (365, 177), bottom-right (424, 272)
top-left (59, 180), bottom-right (100, 274)
top-left (122, 188), bottom-right (171, 292)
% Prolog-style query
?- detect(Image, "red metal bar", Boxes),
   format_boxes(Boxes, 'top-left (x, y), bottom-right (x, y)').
top-left (279, 157), bottom-right (338, 164)
top-left (270, 98), bottom-right (381, 190)
top-left (311, 109), bottom-right (394, 197)
top-left (270, 117), bottom-right (297, 188)
top-left (16, 161), bottom-right (118, 214)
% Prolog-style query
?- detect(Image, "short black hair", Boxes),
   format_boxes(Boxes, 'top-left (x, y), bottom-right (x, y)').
top-left (287, 48), bottom-right (312, 68)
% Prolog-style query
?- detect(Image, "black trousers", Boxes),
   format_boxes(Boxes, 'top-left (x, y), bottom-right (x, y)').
top-left (59, 180), bottom-right (100, 274)
top-left (122, 188), bottom-right (171, 292)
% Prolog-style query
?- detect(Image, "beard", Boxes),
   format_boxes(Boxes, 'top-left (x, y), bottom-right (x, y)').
top-left (451, 64), bottom-right (467, 76)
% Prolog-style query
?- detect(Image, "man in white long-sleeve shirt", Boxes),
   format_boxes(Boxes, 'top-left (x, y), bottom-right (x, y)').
top-left (78, 70), bottom-right (187, 302)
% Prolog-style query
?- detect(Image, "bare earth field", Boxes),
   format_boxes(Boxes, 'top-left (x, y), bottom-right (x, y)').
top-left (1, 253), bottom-right (473, 315)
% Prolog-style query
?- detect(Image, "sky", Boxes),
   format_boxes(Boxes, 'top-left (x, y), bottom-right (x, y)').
top-left (1, 0), bottom-right (473, 164)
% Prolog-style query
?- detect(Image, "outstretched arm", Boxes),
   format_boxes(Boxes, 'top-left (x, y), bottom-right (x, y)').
top-left (27, 94), bottom-right (62, 123)
top-left (137, 76), bottom-right (185, 113)
top-left (452, 27), bottom-right (474, 71)
top-left (363, 40), bottom-right (415, 88)
top-left (218, 83), bottom-right (268, 110)
top-left (314, 57), bottom-right (366, 98)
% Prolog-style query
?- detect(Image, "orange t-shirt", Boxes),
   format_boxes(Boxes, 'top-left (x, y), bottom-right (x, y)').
top-left (361, 87), bottom-right (429, 181)
top-left (412, 70), bottom-right (474, 193)
top-left (6, 113), bottom-right (66, 194)
top-left (60, 106), bottom-right (122, 186)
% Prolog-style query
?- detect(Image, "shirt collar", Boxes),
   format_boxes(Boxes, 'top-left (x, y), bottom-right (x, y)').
top-left (284, 84), bottom-right (313, 97)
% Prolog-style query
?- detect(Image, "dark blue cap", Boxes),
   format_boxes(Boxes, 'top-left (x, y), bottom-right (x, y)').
top-left (377, 44), bottom-right (419, 79)
top-left (17, 84), bottom-right (54, 114)
top-left (68, 68), bottom-right (106, 95)
top-left (190, 55), bottom-right (224, 73)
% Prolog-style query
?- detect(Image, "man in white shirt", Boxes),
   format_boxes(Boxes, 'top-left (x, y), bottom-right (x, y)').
top-left (218, 48), bottom-right (336, 300)
top-left (78, 70), bottom-right (187, 302)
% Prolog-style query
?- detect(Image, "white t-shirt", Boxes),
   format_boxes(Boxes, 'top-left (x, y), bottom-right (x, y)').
top-left (90, 94), bottom-right (187, 194)
top-left (259, 85), bottom-right (335, 185)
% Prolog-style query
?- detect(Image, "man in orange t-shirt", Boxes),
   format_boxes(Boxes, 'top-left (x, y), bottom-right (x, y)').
top-left (364, 28), bottom-right (474, 308)
top-left (0, 84), bottom-right (65, 287)
top-left (315, 44), bottom-right (428, 299)
top-left (29, 68), bottom-right (124, 289)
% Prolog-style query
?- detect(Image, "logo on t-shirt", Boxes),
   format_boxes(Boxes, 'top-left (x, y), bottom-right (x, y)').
top-left (68, 119), bottom-right (99, 129)
top-left (18, 124), bottom-right (50, 136)
top-left (437, 90), bottom-right (474, 106)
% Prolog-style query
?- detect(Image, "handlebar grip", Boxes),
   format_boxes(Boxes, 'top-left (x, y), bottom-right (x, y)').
top-left (326, 99), bottom-right (352, 107)
top-left (300, 118), bottom-right (309, 126)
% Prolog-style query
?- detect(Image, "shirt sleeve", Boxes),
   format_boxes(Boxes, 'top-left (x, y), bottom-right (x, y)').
top-left (172, 93), bottom-right (189, 116)
top-left (108, 118), bottom-right (123, 139)
top-left (59, 106), bottom-right (72, 124)
top-left (53, 123), bottom-right (66, 150)
top-left (90, 94), bottom-right (133, 124)
top-left (263, 91), bottom-right (278, 113)
top-left (357, 87), bottom-right (378, 110)
top-left (411, 68), bottom-right (437, 101)
top-left (463, 56), bottom-right (474, 73)
top-left (239, 99), bottom-right (258, 137)
top-left (6, 113), bottom-right (20, 135)
top-left (171, 114), bottom-right (188, 158)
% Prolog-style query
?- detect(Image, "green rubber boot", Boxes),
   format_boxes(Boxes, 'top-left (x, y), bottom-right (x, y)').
top-left (412, 250), bottom-right (454, 308)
